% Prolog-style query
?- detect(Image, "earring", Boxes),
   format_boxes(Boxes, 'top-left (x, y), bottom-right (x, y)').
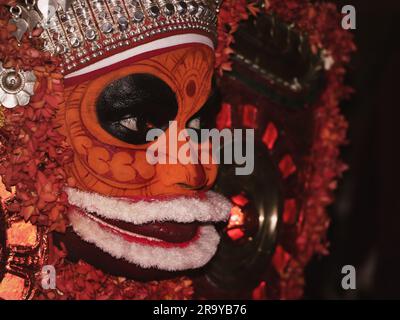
top-left (9, 5), bottom-right (28, 43)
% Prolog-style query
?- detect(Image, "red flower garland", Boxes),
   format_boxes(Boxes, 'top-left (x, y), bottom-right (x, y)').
top-left (35, 242), bottom-right (194, 300)
top-left (269, 0), bottom-right (354, 300)
top-left (0, 4), bottom-right (73, 233)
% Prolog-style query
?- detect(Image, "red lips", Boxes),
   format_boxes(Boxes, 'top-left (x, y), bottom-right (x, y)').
top-left (71, 205), bottom-right (202, 248)
top-left (95, 215), bottom-right (200, 243)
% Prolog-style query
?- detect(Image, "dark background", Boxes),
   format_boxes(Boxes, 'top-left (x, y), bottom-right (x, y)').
top-left (304, 0), bottom-right (400, 299)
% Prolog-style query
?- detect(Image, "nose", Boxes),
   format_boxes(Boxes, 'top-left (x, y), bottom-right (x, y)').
top-left (157, 162), bottom-right (207, 191)
top-left (155, 124), bottom-right (218, 194)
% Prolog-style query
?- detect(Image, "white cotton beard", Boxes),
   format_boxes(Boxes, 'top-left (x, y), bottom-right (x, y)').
top-left (65, 187), bottom-right (232, 224)
top-left (68, 209), bottom-right (221, 271)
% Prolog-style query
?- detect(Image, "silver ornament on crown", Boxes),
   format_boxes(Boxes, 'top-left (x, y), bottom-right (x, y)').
top-left (8, 0), bottom-right (71, 41)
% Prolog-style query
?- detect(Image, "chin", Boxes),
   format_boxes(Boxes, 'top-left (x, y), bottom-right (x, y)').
top-left (58, 187), bottom-right (231, 280)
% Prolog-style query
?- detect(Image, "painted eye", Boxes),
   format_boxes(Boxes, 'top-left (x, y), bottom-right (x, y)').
top-left (120, 117), bottom-right (138, 131)
top-left (96, 74), bottom-right (178, 145)
top-left (187, 117), bottom-right (201, 130)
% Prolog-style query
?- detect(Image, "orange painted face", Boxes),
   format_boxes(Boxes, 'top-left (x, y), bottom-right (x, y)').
top-left (56, 44), bottom-right (230, 278)
top-left (58, 45), bottom-right (218, 198)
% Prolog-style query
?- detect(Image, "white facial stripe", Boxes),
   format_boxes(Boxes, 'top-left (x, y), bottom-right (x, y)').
top-left (65, 187), bottom-right (232, 225)
top-left (64, 34), bottom-right (215, 80)
top-left (69, 209), bottom-right (221, 271)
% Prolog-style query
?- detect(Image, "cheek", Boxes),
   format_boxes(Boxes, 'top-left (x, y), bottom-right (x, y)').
top-left (134, 152), bottom-right (156, 180)
top-left (73, 138), bottom-right (156, 184)
top-left (58, 101), bottom-right (156, 190)
top-left (108, 152), bottom-right (136, 182)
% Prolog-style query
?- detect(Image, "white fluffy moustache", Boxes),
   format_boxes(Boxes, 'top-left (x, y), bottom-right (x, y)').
top-left (65, 188), bottom-right (232, 270)
top-left (65, 187), bottom-right (232, 224)
top-left (69, 209), bottom-right (221, 271)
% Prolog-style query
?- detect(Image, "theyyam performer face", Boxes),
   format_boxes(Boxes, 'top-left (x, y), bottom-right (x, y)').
top-left (59, 44), bottom-right (231, 278)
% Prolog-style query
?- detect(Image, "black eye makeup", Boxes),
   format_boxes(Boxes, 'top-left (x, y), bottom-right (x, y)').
top-left (96, 73), bottom-right (178, 145)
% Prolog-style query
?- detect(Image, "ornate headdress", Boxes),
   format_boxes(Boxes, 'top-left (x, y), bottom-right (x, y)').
top-left (7, 0), bottom-right (221, 85)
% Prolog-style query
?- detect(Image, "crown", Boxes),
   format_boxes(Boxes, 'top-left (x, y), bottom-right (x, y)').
top-left (8, 0), bottom-right (221, 84)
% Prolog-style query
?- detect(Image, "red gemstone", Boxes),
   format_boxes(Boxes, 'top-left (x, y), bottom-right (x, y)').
top-left (283, 199), bottom-right (297, 224)
top-left (262, 122), bottom-right (278, 150)
top-left (242, 104), bottom-right (258, 128)
top-left (272, 245), bottom-right (291, 274)
top-left (231, 193), bottom-right (249, 207)
top-left (252, 281), bottom-right (267, 300)
top-left (216, 103), bottom-right (232, 130)
top-left (227, 228), bottom-right (245, 241)
top-left (279, 155), bottom-right (297, 178)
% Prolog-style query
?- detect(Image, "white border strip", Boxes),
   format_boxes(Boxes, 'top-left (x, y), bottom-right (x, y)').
top-left (65, 33), bottom-right (214, 80)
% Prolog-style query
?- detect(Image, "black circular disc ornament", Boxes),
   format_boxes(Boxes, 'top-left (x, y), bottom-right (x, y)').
top-left (204, 140), bottom-right (283, 294)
